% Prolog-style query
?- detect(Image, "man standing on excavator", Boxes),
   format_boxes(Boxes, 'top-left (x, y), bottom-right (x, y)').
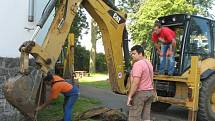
top-left (152, 21), bottom-right (176, 75)
top-left (36, 73), bottom-right (79, 121)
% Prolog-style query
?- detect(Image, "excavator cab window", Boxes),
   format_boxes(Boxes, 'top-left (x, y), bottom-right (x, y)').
top-left (182, 16), bottom-right (212, 72)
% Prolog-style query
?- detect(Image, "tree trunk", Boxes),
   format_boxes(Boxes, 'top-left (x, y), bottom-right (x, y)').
top-left (89, 0), bottom-right (115, 74)
top-left (89, 19), bottom-right (97, 73)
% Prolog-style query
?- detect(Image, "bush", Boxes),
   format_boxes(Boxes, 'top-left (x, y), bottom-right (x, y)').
top-left (74, 45), bottom-right (90, 71)
top-left (96, 53), bottom-right (107, 73)
top-left (74, 45), bottom-right (107, 73)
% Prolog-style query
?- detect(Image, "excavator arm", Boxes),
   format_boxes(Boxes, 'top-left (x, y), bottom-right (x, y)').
top-left (3, 0), bottom-right (130, 119)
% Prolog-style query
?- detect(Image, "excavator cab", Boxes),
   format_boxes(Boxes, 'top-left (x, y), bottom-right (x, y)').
top-left (152, 14), bottom-right (215, 121)
top-left (152, 14), bottom-right (215, 75)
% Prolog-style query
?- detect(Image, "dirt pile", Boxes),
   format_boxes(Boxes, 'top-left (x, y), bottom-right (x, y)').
top-left (74, 107), bottom-right (127, 121)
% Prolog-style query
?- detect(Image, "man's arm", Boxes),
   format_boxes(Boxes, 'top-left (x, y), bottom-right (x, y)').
top-left (152, 32), bottom-right (161, 52)
top-left (155, 43), bottom-right (161, 52)
top-left (36, 87), bottom-right (58, 111)
top-left (127, 77), bottom-right (140, 106)
top-left (169, 38), bottom-right (176, 53)
top-left (154, 43), bottom-right (163, 56)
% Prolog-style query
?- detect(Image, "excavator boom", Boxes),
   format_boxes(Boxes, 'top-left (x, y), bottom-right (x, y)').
top-left (3, 0), bottom-right (130, 119)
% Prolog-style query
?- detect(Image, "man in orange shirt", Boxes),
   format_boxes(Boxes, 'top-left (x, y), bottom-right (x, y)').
top-left (36, 73), bottom-right (79, 121)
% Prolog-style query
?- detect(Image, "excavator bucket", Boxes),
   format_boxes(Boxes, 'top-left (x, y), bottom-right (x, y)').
top-left (3, 69), bottom-right (44, 119)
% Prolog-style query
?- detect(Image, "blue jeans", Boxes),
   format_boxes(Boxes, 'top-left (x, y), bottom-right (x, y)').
top-left (63, 85), bottom-right (80, 121)
top-left (159, 44), bottom-right (175, 75)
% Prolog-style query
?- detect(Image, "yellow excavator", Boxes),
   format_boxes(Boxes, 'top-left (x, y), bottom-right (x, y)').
top-left (151, 14), bottom-right (215, 121)
top-left (54, 33), bottom-right (75, 80)
top-left (3, 0), bottom-right (215, 121)
top-left (3, 0), bottom-right (130, 120)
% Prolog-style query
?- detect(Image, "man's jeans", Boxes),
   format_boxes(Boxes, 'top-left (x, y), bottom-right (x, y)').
top-left (159, 44), bottom-right (175, 75)
top-left (64, 85), bottom-right (80, 121)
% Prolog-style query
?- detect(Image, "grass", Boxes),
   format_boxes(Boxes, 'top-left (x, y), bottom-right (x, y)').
top-left (79, 73), bottom-right (110, 89)
top-left (37, 73), bottom-right (110, 121)
top-left (37, 95), bottom-right (101, 121)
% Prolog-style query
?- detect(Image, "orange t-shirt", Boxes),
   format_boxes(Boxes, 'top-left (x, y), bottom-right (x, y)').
top-left (49, 75), bottom-right (72, 100)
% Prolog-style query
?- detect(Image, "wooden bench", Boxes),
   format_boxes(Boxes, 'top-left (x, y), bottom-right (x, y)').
top-left (74, 71), bottom-right (89, 78)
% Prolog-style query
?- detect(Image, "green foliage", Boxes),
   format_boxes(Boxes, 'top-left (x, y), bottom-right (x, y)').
top-left (74, 45), bottom-right (107, 72)
top-left (80, 80), bottom-right (110, 89)
top-left (74, 46), bottom-right (107, 72)
top-left (70, 8), bottom-right (89, 45)
top-left (118, 0), bottom-right (142, 13)
top-left (38, 96), bottom-right (101, 121)
top-left (96, 53), bottom-right (107, 73)
top-left (191, 0), bottom-right (214, 16)
top-left (74, 45), bottom-right (90, 71)
top-left (128, 0), bottom-right (198, 44)
top-left (79, 73), bottom-right (110, 89)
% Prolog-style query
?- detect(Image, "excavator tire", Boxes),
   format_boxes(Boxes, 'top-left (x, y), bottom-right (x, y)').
top-left (151, 102), bottom-right (171, 112)
top-left (198, 74), bottom-right (215, 121)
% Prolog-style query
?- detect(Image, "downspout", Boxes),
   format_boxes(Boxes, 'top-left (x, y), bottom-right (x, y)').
top-left (28, 0), bottom-right (34, 22)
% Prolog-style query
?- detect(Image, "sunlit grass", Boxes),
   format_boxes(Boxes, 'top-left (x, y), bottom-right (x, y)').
top-left (37, 96), bottom-right (101, 121)
top-left (79, 73), bottom-right (110, 89)
top-left (37, 73), bottom-right (110, 121)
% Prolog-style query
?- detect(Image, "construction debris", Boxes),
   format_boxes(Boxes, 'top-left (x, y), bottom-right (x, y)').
top-left (74, 107), bottom-right (127, 121)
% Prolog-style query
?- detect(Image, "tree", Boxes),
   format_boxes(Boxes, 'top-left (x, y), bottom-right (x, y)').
top-left (70, 8), bottom-right (89, 45)
top-left (118, 0), bottom-right (142, 13)
top-left (128, 0), bottom-right (198, 45)
top-left (89, 0), bottom-right (116, 73)
top-left (89, 20), bottom-right (97, 73)
top-left (55, 1), bottom-right (89, 75)
top-left (190, 0), bottom-right (214, 16)
top-left (69, 8), bottom-right (89, 73)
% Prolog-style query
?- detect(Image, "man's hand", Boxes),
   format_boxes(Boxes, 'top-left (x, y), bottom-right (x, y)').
top-left (155, 43), bottom-right (161, 51)
top-left (127, 97), bottom-right (132, 106)
top-left (157, 50), bottom-right (163, 56)
top-left (155, 43), bottom-right (160, 49)
top-left (166, 49), bottom-right (173, 57)
top-left (172, 39), bottom-right (176, 47)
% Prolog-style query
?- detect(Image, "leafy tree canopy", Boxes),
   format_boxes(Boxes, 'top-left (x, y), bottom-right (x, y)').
top-left (191, 0), bottom-right (214, 16)
top-left (70, 8), bottom-right (89, 45)
top-left (128, 0), bottom-right (198, 45)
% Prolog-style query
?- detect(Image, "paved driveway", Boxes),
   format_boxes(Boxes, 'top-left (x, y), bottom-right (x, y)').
top-left (79, 85), bottom-right (188, 121)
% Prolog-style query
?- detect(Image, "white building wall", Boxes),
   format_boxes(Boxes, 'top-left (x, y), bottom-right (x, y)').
top-left (0, 0), bottom-right (54, 57)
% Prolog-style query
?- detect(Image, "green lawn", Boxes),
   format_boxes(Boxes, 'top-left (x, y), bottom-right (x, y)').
top-left (37, 96), bottom-right (101, 121)
top-left (79, 73), bottom-right (110, 89)
top-left (37, 73), bottom-right (110, 121)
